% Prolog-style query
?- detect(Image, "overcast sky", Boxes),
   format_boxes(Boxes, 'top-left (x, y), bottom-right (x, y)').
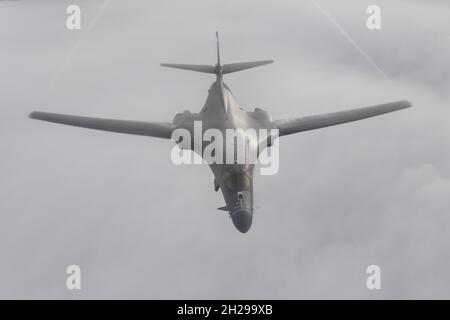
top-left (1, 0), bottom-right (450, 299)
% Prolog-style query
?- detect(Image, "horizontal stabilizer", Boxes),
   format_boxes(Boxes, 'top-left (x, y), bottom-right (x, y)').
top-left (29, 111), bottom-right (175, 139)
top-left (222, 60), bottom-right (273, 74)
top-left (160, 63), bottom-right (216, 74)
top-left (161, 33), bottom-right (272, 77)
top-left (160, 60), bottom-right (273, 76)
top-left (218, 206), bottom-right (229, 212)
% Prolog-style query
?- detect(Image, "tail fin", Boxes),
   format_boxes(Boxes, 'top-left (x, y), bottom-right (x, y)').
top-left (216, 31), bottom-right (221, 67)
top-left (160, 32), bottom-right (273, 77)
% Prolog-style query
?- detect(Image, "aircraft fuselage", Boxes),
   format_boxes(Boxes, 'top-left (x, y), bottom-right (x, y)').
top-left (172, 79), bottom-right (275, 233)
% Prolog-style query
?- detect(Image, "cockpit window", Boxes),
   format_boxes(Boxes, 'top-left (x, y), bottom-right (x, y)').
top-left (223, 171), bottom-right (251, 191)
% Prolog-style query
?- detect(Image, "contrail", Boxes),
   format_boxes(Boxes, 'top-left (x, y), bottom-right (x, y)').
top-left (48, 0), bottom-right (113, 91)
top-left (309, 0), bottom-right (390, 80)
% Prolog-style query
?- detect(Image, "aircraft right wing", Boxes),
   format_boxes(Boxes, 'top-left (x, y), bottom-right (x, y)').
top-left (29, 111), bottom-right (175, 139)
top-left (274, 100), bottom-right (411, 137)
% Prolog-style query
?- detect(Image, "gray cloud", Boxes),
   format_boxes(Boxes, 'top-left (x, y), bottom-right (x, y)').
top-left (0, 0), bottom-right (449, 299)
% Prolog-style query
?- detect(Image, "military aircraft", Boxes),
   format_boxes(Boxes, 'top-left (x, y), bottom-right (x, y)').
top-left (30, 33), bottom-right (411, 233)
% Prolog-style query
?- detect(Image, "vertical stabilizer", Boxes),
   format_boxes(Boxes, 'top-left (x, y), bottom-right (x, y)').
top-left (161, 33), bottom-right (273, 77)
top-left (216, 31), bottom-right (221, 67)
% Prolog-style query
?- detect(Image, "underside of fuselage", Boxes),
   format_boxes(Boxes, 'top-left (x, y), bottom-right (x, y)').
top-left (173, 77), bottom-right (274, 233)
top-left (193, 81), bottom-right (267, 233)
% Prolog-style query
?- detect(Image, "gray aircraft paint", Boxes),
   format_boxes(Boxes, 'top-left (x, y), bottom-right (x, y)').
top-left (29, 33), bottom-right (411, 233)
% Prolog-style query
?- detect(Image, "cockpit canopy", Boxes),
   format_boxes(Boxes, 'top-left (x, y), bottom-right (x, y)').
top-left (222, 170), bottom-right (251, 191)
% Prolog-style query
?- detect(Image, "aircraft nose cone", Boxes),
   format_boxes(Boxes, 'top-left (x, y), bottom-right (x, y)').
top-left (231, 209), bottom-right (252, 233)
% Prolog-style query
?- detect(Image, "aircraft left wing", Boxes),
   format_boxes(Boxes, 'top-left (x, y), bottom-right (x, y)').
top-left (274, 100), bottom-right (411, 137)
top-left (29, 111), bottom-right (175, 139)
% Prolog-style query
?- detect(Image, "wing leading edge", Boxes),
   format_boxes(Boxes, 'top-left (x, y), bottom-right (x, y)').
top-left (274, 100), bottom-right (411, 137)
top-left (29, 111), bottom-right (175, 139)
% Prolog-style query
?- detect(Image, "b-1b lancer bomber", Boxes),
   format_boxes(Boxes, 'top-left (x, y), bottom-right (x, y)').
top-left (30, 33), bottom-right (411, 233)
